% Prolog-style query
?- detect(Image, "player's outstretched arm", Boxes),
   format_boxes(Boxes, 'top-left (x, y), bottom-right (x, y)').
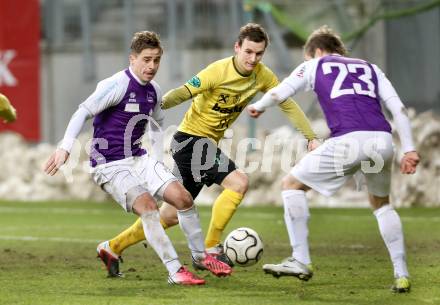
top-left (249, 60), bottom-right (312, 119)
top-left (0, 93), bottom-right (17, 123)
top-left (277, 99), bottom-right (316, 142)
top-left (246, 89), bottom-right (282, 118)
top-left (43, 107), bottom-right (91, 176)
top-left (43, 75), bottom-right (122, 176)
top-left (161, 86), bottom-right (192, 109)
top-left (250, 85), bottom-right (290, 113)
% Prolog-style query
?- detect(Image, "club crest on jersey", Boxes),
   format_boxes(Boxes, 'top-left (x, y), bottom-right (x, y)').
top-left (187, 76), bottom-right (201, 88)
top-left (146, 92), bottom-right (155, 103)
top-left (129, 92), bottom-right (137, 103)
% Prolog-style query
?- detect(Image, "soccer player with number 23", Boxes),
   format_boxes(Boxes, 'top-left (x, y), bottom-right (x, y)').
top-left (248, 25), bottom-right (420, 293)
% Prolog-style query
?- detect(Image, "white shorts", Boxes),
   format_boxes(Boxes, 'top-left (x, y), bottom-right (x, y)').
top-left (291, 131), bottom-right (394, 197)
top-left (92, 154), bottom-right (177, 212)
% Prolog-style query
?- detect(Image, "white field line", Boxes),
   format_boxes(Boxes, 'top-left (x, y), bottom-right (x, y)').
top-left (2, 207), bottom-right (439, 222)
top-left (0, 207), bottom-right (278, 219)
top-left (0, 206), bottom-right (119, 215)
top-left (0, 234), bottom-right (369, 249)
top-left (0, 224), bottom-right (126, 232)
top-left (0, 235), bottom-right (100, 244)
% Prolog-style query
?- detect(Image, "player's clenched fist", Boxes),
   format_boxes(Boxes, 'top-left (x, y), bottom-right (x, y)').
top-left (44, 149), bottom-right (70, 176)
top-left (246, 105), bottom-right (263, 118)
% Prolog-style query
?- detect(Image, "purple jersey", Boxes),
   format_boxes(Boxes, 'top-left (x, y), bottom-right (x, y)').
top-left (90, 69), bottom-right (158, 166)
top-left (314, 55), bottom-right (391, 137)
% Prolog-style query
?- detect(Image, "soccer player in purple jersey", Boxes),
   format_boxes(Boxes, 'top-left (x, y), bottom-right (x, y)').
top-left (248, 25), bottom-right (420, 293)
top-left (43, 31), bottom-right (231, 285)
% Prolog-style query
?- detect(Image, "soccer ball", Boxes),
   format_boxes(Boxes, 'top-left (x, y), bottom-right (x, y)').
top-left (224, 227), bottom-right (263, 267)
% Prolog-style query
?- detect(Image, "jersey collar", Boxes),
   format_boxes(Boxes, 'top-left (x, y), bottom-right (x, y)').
top-left (128, 66), bottom-right (148, 86)
top-left (232, 56), bottom-right (253, 77)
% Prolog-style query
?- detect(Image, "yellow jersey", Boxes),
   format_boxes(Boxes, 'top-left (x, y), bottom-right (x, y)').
top-left (178, 56), bottom-right (279, 142)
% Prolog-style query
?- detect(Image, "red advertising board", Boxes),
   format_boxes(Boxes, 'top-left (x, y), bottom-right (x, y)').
top-left (0, 0), bottom-right (40, 141)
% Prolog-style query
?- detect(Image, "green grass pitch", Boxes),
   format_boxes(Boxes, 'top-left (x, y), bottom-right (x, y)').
top-left (0, 200), bottom-right (439, 305)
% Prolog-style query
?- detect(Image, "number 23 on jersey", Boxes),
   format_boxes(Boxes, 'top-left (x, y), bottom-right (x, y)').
top-left (322, 62), bottom-right (376, 99)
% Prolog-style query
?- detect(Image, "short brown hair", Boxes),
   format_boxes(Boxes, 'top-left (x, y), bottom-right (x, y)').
top-left (130, 31), bottom-right (163, 54)
top-left (237, 23), bottom-right (270, 48)
top-left (304, 25), bottom-right (347, 57)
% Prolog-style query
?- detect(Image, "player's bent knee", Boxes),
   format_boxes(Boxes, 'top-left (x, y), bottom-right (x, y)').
top-left (169, 187), bottom-right (194, 210)
top-left (222, 170), bottom-right (249, 194)
top-left (162, 181), bottom-right (194, 209)
top-left (130, 191), bottom-right (157, 215)
top-left (178, 190), bottom-right (194, 209)
top-left (233, 171), bottom-right (249, 194)
top-left (281, 174), bottom-right (305, 191)
top-left (238, 174), bottom-right (249, 194)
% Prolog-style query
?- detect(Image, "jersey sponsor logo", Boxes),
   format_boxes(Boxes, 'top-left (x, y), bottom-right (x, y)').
top-left (211, 103), bottom-right (243, 114)
top-left (125, 103), bottom-right (140, 112)
top-left (217, 93), bottom-right (241, 104)
top-left (187, 76), bottom-right (201, 88)
top-left (218, 94), bottom-right (230, 103)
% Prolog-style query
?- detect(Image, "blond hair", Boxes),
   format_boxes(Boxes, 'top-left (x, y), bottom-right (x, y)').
top-left (304, 25), bottom-right (347, 57)
top-left (130, 31), bottom-right (162, 54)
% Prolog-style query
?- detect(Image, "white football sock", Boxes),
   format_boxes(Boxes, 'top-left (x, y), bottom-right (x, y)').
top-left (177, 205), bottom-right (206, 261)
top-left (374, 204), bottom-right (409, 278)
top-left (140, 210), bottom-right (181, 275)
top-left (282, 189), bottom-right (311, 265)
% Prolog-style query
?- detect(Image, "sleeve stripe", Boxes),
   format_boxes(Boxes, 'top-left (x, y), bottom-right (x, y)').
top-left (183, 85), bottom-right (193, 98)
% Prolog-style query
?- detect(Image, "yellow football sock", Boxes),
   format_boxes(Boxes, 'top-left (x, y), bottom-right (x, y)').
top-left (109, 216), bottom-right (171, 255)
top-left (205, 189), bottom-right (243, 248)
top-left (109, 218), bottom-right (145, 255)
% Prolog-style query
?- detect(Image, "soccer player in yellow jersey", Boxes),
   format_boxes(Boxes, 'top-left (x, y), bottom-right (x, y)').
top-left (97, 23), bottom-right (319, 275)
top-left (0, 93), bottom-right (17, 123)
